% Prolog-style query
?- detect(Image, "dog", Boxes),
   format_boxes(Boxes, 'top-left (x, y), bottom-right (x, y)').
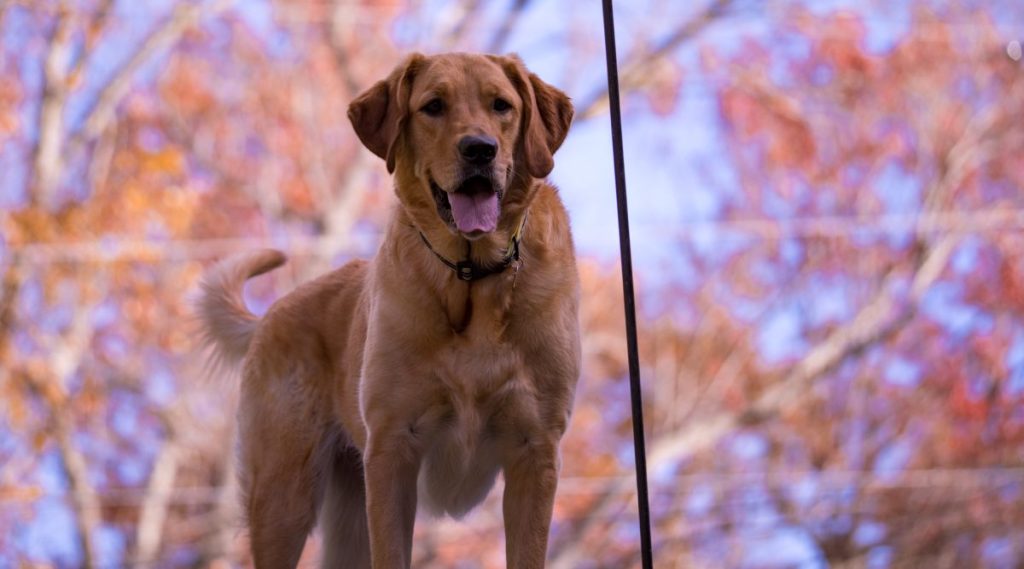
top-left (197, 52), bottom-right (578, 569)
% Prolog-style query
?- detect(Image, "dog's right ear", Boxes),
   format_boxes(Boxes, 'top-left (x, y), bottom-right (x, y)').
top-left (348, 53), bottom-right (426, 173)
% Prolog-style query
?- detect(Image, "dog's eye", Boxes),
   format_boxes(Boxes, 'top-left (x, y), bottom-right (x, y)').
top-left (493, 98), bottom-right (512, 113)
top-left (421, 98), bottom-right (444, 116)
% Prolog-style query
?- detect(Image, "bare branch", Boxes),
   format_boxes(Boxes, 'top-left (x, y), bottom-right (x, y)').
top-left (52, 408), bottom-right (101, 569)
top-left (69, 0), bottom-right (233, 148)
top-left (641, 99), bottom-right (1012, 482)
top-left (576, 0), bottom-right (735, 120)
top-left (30, 1), bottom-right (75, 206)
top-left (550, 86), bottom-right (1020, 564)
top-left (67, 0), bottom-right (116, 80)
top-left (486, 0), bottom-right (530, 54)
top-left (23, 291), bottom-right (104, 569)
top-left (133, 439), bottom-right (181, 565)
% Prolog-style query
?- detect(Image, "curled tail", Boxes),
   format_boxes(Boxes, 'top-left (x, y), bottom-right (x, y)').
top-left (196, 249), bottom-right (287, 370)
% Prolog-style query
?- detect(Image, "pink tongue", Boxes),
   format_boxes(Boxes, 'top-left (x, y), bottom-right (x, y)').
top-left (448, 191), bottom-right (499, 233)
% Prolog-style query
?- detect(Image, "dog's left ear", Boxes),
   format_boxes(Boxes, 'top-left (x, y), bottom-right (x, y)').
top-left (348, 53), bottom-right (426, 173)
top-left (497, 55), bottom-right (574, 179)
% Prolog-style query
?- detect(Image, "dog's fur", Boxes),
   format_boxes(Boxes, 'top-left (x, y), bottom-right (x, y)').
top-left (197, 53), bottom-right (579, 569)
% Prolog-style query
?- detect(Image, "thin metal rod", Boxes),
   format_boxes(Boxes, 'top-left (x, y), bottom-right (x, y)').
top-left (599, 1), bottom-right (655, 567)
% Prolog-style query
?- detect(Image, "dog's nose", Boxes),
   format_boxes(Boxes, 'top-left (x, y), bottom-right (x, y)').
top-left (458, 135), bottom-right (498, 165)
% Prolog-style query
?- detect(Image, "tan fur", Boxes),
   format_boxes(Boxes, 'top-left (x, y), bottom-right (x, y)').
top-left (198, 53), bottom-right (579, 569)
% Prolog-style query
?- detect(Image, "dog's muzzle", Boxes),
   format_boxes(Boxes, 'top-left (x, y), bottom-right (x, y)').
top-left (431, 171), bottom-right (503, 236)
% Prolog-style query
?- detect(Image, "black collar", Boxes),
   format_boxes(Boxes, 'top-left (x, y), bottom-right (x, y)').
top-left (418, 216), bottom-right (526, 282)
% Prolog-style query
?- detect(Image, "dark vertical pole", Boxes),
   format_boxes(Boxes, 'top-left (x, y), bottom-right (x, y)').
top-left (600, 1), bottom-right (654, 567)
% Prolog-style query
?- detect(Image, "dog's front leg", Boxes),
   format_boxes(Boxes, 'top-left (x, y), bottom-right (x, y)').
top-left (363, 425), bottom-right (421, 569)
top-left (503, 437), bottom-right (560, 569)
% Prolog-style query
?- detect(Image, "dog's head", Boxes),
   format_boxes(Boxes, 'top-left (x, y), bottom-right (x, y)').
top-left (348, 53), bottom-right (573, 239)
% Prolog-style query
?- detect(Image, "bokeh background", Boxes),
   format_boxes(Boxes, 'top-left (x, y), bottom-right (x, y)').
top-left (2, 0), bottom-right (1024, 567)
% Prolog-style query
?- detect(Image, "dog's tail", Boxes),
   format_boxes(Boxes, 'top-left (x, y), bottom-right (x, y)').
top-left (196, 249), bottom-right (287, 371)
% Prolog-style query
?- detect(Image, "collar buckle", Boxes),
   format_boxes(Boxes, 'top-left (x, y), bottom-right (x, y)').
top-left (456, 261), bottom-right (476, 281)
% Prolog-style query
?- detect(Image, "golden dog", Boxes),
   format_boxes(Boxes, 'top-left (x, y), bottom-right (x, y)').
top-left (198, 52), bottom-right (578, 568)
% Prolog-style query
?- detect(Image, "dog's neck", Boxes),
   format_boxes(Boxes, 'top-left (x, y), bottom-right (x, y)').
top-left (396, 207), bottom-right (525, 274)
top-left (387, 184), bottom-right (535, 332)
top-left (396, 178), bottom-right (537, 274)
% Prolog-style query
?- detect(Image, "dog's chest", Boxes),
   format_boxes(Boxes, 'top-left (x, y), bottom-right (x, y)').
top-left (436, 331), bottom-right (519, 387)
top-left (415, 337), bottom-right (535, 517)
top-left (429, 335), bottom-right (533, 436)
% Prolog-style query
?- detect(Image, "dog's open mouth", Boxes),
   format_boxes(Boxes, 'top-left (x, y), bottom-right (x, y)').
top-left (431, 175), bottom-right (501, 235)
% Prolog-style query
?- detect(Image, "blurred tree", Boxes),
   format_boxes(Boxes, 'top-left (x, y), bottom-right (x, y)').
top-left (0, 0), bottom-right (733, 566)
top-left (545, 3), bottom-right (1024, 567)
top-left (3, 0), bottom-right (1022, 567)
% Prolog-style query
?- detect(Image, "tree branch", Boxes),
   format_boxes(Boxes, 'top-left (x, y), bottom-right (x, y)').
top-left (23, 290), bottom-right (104, 569)
top-left (51, 408), bottom-right (101, 569)
top-left (636, 94), bottom-right (1011, 491)
top-left (30, 1), bottom-right (75, 206)
top-left (575, 0), bottom-right (735, 120)
top-left (486, 0), bottom-right (530, 54)
top-left (132, 434), bottom-right (181, 565)
top-left (67, 0), bottom-right (115, 81)
top-left (69, 0), bottom-right (233, 149)
top-left (548, 89), bottom-right (1021, 563)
